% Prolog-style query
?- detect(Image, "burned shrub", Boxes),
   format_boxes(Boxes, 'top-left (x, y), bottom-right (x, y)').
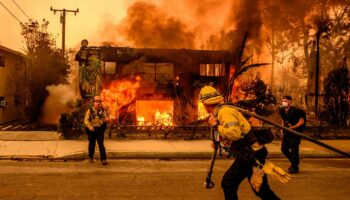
top-left (323, 66), bottom-right (349, 126)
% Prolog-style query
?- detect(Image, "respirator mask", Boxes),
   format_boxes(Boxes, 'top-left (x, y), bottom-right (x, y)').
top-left (280, 102), bottom-right (289, 108)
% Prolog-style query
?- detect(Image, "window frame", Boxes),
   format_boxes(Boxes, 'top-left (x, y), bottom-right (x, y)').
top-left (199, 63), bottom-right (225, 77)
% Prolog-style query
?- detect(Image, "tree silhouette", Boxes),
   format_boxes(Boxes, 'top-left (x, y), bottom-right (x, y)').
top-left (21, 19), bottom-right (70, 121)
top-left (323, 59), bottom-right (349, 126)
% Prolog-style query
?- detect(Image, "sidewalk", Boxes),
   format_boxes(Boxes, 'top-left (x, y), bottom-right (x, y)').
top-left (0, 131), bottom-right (350, 160)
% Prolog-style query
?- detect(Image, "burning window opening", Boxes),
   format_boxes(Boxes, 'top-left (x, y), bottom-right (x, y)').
top-left (136, 100), bottom-right (173, 126)
top-left (100, 77), bottom-right (141, 121)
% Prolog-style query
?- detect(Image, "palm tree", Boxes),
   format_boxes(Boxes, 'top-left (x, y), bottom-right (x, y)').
top-left (225, 33), bottom-right (269, 101)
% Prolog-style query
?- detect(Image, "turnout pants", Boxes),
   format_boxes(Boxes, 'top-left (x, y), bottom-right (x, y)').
top-left (281, 133), bottom-right (300, 170)
top-left (221, 147), bottom-right (280, 200)
top-left (86, 124), bottom-right (107, 161)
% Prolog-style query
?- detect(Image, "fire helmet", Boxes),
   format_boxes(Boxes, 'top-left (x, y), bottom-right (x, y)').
top-left (199, 86), bottom-right (224, 105)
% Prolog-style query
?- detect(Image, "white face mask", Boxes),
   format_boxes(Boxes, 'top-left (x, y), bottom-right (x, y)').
top-left (281, 102), bottom-right (289, 108)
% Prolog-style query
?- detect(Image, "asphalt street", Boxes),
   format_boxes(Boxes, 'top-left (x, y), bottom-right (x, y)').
top-left (0, 158), bottom-right (349, 200)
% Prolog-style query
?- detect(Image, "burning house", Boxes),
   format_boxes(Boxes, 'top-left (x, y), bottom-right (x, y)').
top-left (75, 41), bottom-right (233, 126)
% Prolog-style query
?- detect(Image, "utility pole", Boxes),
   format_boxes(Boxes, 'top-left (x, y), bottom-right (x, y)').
top-left (271, 27), bottom-right (275, 91)
top-left (50, 7), bottom-right (79, 58)
top-left (315, 31), bottom-right (321, 116)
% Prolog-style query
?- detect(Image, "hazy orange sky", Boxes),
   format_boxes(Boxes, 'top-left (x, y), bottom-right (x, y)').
top-left (0, 0), bottom-right (134, 52)
top-left (0, 0), bottom-right (233, 52)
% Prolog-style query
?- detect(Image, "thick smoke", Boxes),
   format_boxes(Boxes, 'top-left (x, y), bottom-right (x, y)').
top-left (118, 2), bottom-right (195, 49)
top-left (227, 0), bottom-right (263, 53)
top-left (95, 0), bottom-right (345, 83)
top-left (41, 84), bottom-right (77, 124)
top-left (41, 62), bottom-right (80, 124)
top-left (98, 0), bottom-right (231, 49)
top-left (98, 0), bottom-right (343, 51)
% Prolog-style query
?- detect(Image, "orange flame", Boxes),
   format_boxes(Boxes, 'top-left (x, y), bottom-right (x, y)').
top-left (100, 77), bottom-right (141, 120)
top-left (155, 110), bottom-right (173, 126)
top-left (136, 100), bottom-right (173, 126)
top-left (137, 116), bottom-right (145, 125)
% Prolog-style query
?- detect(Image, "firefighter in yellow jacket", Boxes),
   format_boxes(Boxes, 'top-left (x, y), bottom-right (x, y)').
top-left (84, 96), bottom-right (108, 165)
top-left (200, 86), bottom-right (285, 200)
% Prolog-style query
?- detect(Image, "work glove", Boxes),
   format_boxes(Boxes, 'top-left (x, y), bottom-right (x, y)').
top-left (262, 159), bottom-right (292, 184)
top-left (250, 166), bottom-right (264, 192)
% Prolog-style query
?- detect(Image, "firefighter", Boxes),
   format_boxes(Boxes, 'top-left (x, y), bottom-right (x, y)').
top-left (84, 96), bottom-right (108, 165)
top-left (200, 86), bottom-right (287, 200)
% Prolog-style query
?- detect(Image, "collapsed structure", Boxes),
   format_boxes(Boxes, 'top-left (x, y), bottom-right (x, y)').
top-left (75, 40), bottom-right (233, 127)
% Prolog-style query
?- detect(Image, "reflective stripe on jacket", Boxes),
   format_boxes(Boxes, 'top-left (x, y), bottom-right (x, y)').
top-left (214, 104), bottom-right (251, 141)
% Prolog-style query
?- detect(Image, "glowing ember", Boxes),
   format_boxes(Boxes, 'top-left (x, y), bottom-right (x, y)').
top-left (155, 110), bottom-right (173, 126)
top-left (100, 77), bottom-right (141, 120)
top-left (198, 102), bottom-right (209, 119)
top-left (136, 100), bottom-right (173, 126)
top-left (137, 116), bottom-right (145, 125)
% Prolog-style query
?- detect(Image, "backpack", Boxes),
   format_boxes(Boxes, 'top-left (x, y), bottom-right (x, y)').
top-left (297, 108), bottom-right (307, 131)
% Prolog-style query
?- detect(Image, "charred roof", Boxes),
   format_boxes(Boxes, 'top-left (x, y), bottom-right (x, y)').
top-left (75, 46), bottom-right (232, 64)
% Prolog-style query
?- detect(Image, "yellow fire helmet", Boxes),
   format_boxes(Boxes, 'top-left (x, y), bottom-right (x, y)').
top-left (199, 86), bottom-right (224, 105)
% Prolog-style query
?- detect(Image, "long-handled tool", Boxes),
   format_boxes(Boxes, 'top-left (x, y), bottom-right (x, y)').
top-left (231, 106), bottom-right (350, 158)
top-left (204, 126), bottom-right (219, 189)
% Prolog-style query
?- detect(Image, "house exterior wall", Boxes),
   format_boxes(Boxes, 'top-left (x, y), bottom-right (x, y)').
top-left (0, 46), bottom-right (27, 124)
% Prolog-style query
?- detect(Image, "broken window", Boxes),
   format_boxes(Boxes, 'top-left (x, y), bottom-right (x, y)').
top-left (200, 63), bottom-right (225, 76)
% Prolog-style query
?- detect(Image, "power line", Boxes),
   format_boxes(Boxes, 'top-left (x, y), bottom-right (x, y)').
top-left (0, 1), bottom-right (22, 24)
top-left (12, 0), bottom-right (30, 19)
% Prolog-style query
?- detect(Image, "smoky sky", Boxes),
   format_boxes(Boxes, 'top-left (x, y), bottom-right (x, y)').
top-left (99, 0), bottom-right (345, 53)
top-left (118, 1), bottom-right (195, 49)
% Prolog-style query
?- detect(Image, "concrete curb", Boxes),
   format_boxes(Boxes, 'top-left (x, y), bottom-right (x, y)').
top-left (105, 151), bottom-right (214, 159)
top-left (1, 151), bottom-right (347, 161)
top-left (0, 155), bottom-right (54, 160)
top-left (53, 151), bottom-right (214, 160)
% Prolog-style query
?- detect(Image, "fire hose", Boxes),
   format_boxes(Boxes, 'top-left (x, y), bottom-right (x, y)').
top-left (204, 106), bottom-right (350, 189)
top-left (204, 126), bottom-right (219, 189)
